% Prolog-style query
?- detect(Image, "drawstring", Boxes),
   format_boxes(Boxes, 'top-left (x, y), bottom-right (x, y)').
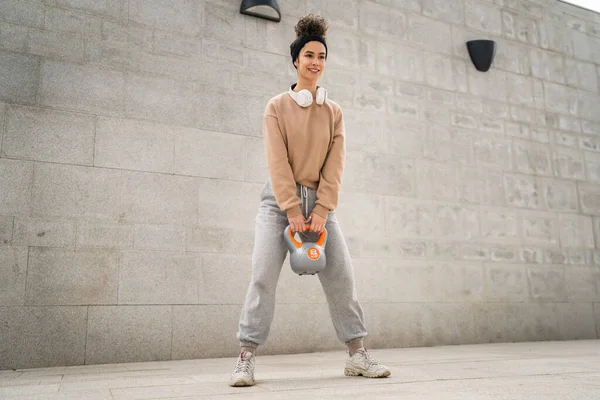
top-left (301, 184), bottom-right (308, 219)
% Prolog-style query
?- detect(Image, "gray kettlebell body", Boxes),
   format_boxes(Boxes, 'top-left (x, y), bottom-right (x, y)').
top-left (283, 225), bottom-right (327, 275)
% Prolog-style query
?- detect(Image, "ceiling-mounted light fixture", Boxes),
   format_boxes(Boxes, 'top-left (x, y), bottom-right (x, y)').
top-left (240, 0), bottom-right (281, 22)
top-left (466, 40), bottom-right (497, 72)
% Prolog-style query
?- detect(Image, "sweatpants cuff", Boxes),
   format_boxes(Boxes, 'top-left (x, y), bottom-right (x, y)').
top-left (239, 340), bottom-right (259, 349)
top-left (345, 336), bottom-right (365, 345)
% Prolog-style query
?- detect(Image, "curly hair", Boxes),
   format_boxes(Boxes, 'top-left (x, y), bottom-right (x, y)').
top-left (294, 14), bottom-right (328, 39)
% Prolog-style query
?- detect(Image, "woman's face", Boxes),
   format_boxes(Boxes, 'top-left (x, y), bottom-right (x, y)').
top-left (294, 41), bottom-right (326, 83)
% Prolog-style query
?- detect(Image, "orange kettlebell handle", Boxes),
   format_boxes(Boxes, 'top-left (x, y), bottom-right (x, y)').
top-left (287, 225), bottom-right (327, 248)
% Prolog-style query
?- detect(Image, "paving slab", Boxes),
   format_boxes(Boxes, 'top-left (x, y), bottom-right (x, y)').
top-left (0, 340), bottom-right (598, 399)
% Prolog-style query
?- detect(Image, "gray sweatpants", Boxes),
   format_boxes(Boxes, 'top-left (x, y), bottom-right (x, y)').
top-left (237, 179), bottom-right (367, 348)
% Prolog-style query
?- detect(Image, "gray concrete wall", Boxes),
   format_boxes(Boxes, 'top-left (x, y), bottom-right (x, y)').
top-left (0, 0), bottom-right (599, 370)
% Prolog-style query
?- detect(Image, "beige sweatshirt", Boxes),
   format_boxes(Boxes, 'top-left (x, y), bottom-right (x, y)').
top-left (263, 91), bottom-right (345, 219)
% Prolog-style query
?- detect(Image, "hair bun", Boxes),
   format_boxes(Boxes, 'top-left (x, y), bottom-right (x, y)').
top-left (294, 14), bottom-right (328, 38)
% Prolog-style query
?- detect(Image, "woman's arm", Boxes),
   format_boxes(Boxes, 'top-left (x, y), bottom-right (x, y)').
top-left (314, 107), bottom-right (345, 218)
top-left (263, 105), bottom-right (302, 218)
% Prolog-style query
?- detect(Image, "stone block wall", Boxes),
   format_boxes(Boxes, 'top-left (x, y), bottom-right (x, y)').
top-left (0, 0), bottom-right (599, 369)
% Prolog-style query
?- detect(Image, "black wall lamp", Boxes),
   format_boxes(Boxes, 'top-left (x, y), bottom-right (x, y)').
top-left (466, 40), bottom-right (496, 72)
top-left (240, 0), bottom-right (281, 22)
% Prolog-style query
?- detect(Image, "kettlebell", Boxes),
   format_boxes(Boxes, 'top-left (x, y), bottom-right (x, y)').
top-left (283, 225), bottom-right (327, 275)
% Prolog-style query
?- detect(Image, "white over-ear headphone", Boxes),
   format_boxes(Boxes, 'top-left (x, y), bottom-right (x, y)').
top-left (288, 84), bottom-right (327, 107)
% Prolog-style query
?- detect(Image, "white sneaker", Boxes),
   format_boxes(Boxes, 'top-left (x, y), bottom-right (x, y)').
top-left (229, 351), bottom-right (255, 387)
top-left (344, 348), bottom-right (391, 378)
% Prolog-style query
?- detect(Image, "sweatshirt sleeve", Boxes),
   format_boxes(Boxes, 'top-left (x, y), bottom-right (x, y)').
top-left (263, 103), bottom-right (302, 218)
top-left (314, 107), bottom-right (345, 219)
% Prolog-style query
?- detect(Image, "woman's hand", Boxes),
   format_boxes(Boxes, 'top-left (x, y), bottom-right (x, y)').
top-left (288, 214), bottom-right (309, 232)
top-left (308, 212), bottom-right (326, 233)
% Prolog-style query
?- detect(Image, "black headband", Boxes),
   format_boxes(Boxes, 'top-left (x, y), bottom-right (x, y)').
top-left (290, 35), bottom-right (328, 67)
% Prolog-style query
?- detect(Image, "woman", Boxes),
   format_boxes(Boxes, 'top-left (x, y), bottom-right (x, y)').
top-left (229, 14), bottom-right (390, 387)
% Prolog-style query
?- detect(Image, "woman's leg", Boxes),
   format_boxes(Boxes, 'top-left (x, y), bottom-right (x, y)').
top-left (315, 212), bottom-right (368, 345)
top-left (236, 182), bottom-right (289, 349)
top-left (313, 214), bottom-right (390, 377)
top-left (231, 183), bottom-right (290, 387)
